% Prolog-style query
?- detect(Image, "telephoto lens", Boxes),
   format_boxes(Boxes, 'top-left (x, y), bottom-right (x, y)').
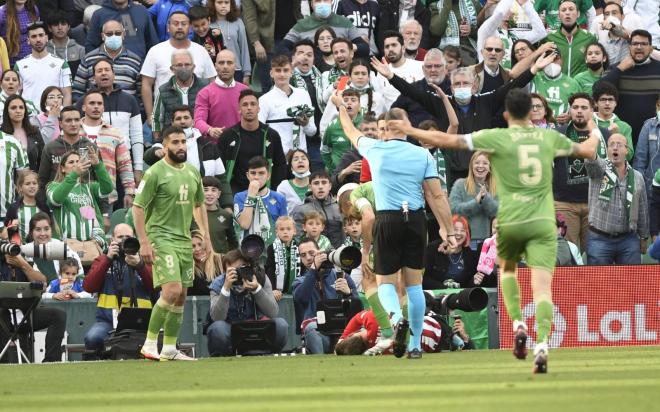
top-left (0, 240), bottom-right (21, 256)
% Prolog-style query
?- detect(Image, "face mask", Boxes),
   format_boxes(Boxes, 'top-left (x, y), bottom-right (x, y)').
top-left (292, 170), bottom-right (311, 179)
top-left (175, 68), bottom-right (193, 82)
top-left (587, 61), bottom-right (603, 71)
top-left (104, 35), bottom-right (122, 50)
top-left (453, 87), bottom-right (472, 104)
top-left (544, 63), bottom-right (562, 79)
top-left (314, 3), bottom-right (332, 19)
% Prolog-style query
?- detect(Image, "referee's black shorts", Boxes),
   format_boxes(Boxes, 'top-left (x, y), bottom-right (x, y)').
top-left (373, 210), bottom-right (427, 275)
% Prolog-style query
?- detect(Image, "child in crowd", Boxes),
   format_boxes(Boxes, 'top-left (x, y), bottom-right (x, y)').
top-left (342, 214), bottom-right (364, 289)
top-left (4, 170), bottom-right (53, 243)
top-left (203, 176), bottom-right (238, 254)
top-left (266, 216), bottom-right (300, 301)
top-left (189, 5), bottom-right (225, 62)
top-left (475, 218), bottom-right (498, 286)
top-left (43, 258), bottom-right (91, 300)
top-left (301, 211), bottom-right (331, 252)
top-left (208, 0), bottom-right (251, 83)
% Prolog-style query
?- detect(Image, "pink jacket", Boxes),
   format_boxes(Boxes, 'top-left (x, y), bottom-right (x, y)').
top-left (193, 81), bottom-right (248, 135)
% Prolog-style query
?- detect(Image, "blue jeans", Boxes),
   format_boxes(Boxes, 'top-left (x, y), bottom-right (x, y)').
top-left (303, 322), bottom-right (332, 354)
top-left (84, 321), bottom-right (113, 351)
top-left (207, 318), bottom-right (289, 357)
top-left (587, 231), bottom-right (641, 265)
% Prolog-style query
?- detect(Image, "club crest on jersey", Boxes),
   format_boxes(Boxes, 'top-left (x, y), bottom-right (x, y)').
top-left (269, 198), bottom-right (277, 205)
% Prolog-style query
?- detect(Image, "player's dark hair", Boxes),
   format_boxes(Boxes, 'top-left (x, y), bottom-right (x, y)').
top-left (592, 81), bottom-right (619, 103)
top-left (310, 170), bottom-right (330, 182)
top-left (188, 5), bottom-right (210, 22)
top-left (335, 334), bottom-right (368, 355)
top-left (247, 155), bottom-right (268, 171)
top-left (171, 105), bottom-right (192, 121)
top-left (504, 89), bottom-right (532, 120)
top-left (162, 125), bottom-right (185, 141)
top-left (568, 92), bottom-right (595, 108)
top-left (239, 89), bottom-right (258, 103)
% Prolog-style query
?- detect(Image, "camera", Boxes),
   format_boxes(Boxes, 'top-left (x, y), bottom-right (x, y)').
top-left (233, 234), bottom-right (265, 285)
top-left (320, 245), bottom-right (362, 272)
top-left (117, 237), bottom-right (140, 259)
top-left (0, 240), bottom-right (21, 256)
top-left (235, 265), bottom-right (255, 284)
top-left (20, 240), bottom-right (69, 260)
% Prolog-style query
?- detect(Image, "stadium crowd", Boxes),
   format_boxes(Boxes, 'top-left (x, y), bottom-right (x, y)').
top-left (0, 0), bottom-right (658, 361)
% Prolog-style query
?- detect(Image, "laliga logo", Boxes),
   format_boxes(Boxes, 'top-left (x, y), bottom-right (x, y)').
top-left (522, 302), bottom-right (659, 348)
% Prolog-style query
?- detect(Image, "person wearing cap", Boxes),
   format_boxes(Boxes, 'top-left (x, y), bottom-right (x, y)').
top-left (544, 0), bottom-right (597, 78)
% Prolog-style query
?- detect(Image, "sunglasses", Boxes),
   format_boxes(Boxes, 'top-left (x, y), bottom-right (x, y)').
top-left (485, 47), bottom-right (503, 53)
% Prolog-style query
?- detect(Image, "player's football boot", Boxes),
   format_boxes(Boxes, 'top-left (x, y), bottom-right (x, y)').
top-left (513, 325), bottom-right (528, 360)
top-left (140, 346), bottom-right (160, 361)
top-left (533, 349), bottom-right (548, 374)
top-left (363, 335), bottom-right (394, 356)
top-left (406, 348), bottom-right (423, 359)
top-left (392, 318), bottom-right (409, 358)
top-left (160, 350), bottom-right (197, 361)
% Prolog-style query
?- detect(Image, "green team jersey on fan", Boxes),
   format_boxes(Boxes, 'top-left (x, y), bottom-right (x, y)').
top-left (531, 73), bottom-right (581, 118)
top-left (470, 126), bottom-right (574, 225)
top-left (134, 159), bottom-right (204, 245)
top-left (0, 132), bottom-right (28, 217)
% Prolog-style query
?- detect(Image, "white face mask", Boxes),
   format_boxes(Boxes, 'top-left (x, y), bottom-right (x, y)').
top-left (543, 63), bottom-right (562, 79)
top-left (292, 170), bottom-right (311, 179)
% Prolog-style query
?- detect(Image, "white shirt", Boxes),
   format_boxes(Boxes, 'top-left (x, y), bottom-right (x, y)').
top-left (376, 58), bottom-right (424, 108)
top-left (140, 41), bottom-right (216, 90)
top-left (259, 86), bottom-right (317, 154)
top-left (15, 53), bottom-right (71, 106)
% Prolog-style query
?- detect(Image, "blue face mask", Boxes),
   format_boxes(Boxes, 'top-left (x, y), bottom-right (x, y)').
top-left (104, 35), bottom-right (122, 50)
top-left (453, 87), bottom-right (472, 103)
top-left (314, 3), bottom-right (332, 18)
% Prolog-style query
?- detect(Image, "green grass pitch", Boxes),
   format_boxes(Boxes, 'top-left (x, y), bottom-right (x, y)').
top-left (1, 346), bottom-right (659, 412)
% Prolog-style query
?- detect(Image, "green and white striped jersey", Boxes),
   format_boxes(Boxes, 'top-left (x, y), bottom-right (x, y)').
top-left (0, 132), bottom-right (28, 217)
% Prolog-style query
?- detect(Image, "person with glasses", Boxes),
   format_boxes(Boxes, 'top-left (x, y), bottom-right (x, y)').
top-left (530, 93), bottom-right (557, 129)
top-left (545, 0), bottom-right (597, 77)
top-left (598, 29), bottom-right (660, 145)
top-left (73, 20), bottom-right (143, 105)
top-left (585, 133), bottom-right (649, 264)
top-left (591, 2), bottom-right (641, 67)
top-left (476, 0), bottom-right (546, 70)
top-left (472, 36), bottom-right (511, 94)
top-left (592, 81), bottom-right (634, 161)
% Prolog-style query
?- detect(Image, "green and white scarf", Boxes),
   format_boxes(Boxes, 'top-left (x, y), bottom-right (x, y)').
top-left (598, 160), bottom-right (635, 222)
top-left (326, 66), bottom-right (346, 87)
top-left (273, 238), bottom-right (300, 292)
top-left (433, 149), bottom-right (447, 190)
top-left (236, 194), bottom-right (275, 247)
top-left (343, 235), bottom-right (364, 251)
top-left (317, 235), bottom-right (332, 252)
top-left (437, 0), bottom-right (479, 49)
top-left (567, 123), bottom-right (607, 158)
top-left (292, 66), bottom-right (323, 109)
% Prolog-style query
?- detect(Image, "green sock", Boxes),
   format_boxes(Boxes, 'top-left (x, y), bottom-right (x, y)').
top-left (402, 303), bottom-right (408, 320)
top-left (146, 298), bottom-right (171, 341)
top-left (366, 289), bottom-right (393, 338)
top-left (535, 300), bottom-right (553, 343)
top-left (501, 276), bottom-right (522, 322)
top-left (163, 305), bottom-right (184, 346)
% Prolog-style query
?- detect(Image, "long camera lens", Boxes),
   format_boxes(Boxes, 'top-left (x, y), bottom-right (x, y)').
top-left (20, 240), bottom-right (68, 260)
top-left (0, 240), bottom-right (21, 256)
top-left (327, 245), bottom-right (361, 271)
top-left (121, 237), bottom-right (140, 255)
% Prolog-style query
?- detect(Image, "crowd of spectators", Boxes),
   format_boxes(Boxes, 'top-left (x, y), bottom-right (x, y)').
top-left (0, 0), bottom-right (658, 360)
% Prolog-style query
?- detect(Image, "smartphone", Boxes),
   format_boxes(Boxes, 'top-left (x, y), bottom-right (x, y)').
top-left (337, 76), bottom-right (350, 92)
top-left (78, 147), bottom-right (89, 162)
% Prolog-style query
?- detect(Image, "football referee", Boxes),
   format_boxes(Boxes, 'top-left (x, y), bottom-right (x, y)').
top-left (333, 95), bottom-right (456, 359)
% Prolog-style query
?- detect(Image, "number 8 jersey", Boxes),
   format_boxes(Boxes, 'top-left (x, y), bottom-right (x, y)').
top-left (134, 159), bottom-right (204, 244)
top-left (468, 126), bottom-right (574, 226)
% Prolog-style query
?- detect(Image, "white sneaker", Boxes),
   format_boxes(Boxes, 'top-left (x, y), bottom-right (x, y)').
top-left (159, 350), bottom-right (197, 361)
top-left (363, 336), bottom-right (394, 356)
top-left (140, 344), bottom-right (160, 361)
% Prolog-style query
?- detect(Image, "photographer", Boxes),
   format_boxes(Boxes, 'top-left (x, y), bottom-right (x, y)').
top-left (0, 227), bottom-right (66, 363)
top-left (206, 249), bottom-right (288, 357)
top-left (82, 224), bottom-right (154, 354)
top-left (292, 237), bottom-right (359, 354)
top-left (26, 213), bottom-right (83, 283)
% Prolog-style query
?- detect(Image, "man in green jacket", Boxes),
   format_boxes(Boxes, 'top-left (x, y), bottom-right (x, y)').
top-left (322, 89), bottom-right (363, 175)
top-left (545, 0), bottom-right (597, 78)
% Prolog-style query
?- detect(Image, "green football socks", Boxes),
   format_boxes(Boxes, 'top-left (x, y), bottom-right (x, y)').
top-left (366, 288), bottom-right (393, 338)
top-left (146, 298), bottom-right (171, 342)
top-left (501, 275), bottom-right (522, 322)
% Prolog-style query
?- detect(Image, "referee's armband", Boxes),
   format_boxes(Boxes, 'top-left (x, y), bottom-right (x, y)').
top-left (354, 198), bottom-right (371, 212)
top-left (462, 133), bottom-right (474, 150)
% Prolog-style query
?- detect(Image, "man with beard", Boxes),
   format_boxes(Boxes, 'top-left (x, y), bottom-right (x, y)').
top-left (592, 2), bottom-right (642, 67)
top-left (585, 132), bottom-right (649, 264)
top-left (530, 49), bottom-right (581, 124)
top-left (553, 93), bottom-right (610, 252)
top-left (321, 38), bottom-right (356, 107)
top-left (545, 0), bottom-right (597, 77)
top-left (391, 48), bottom-right (451, 128)
top-left (597, 29), bottom-right (660, 144)
top-left (15, 22), bottom-right (72, 106)
top-left (134, 125), bottom-right (209, 361)
top-left (376, 30), bottom-right (424, 108)
top-left (400, 20), bottom-right (426, 61)
top-left (141, 12), bottom-right (216, 131)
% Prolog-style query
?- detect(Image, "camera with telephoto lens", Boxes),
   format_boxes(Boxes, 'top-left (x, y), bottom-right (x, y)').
top-left (235, 265), bottom-right (255, 284)
top-left (117, 237), bottom-right (140, 259)
top-left (0, 240), bottom-right (21, 256)
top-left (20, 240), bottom-right (69, 261)
top-left (319, 245), bottom-right (361, 273)
top-left (233, 234), bottom-right (265, 285)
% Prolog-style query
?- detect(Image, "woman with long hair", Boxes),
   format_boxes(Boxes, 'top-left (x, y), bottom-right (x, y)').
top-left (0, 94), bottom-right (43, 170)
top-left (314, 26), bottom-right (336, 73)
top-left (449, 151), bottom-right (498, 247)
top-left (46, 150), bottom-right (113, 250)
top-left (34, 86), bottom-right (62, 143)
top-left (510, 39), bottom-right (535, 68)
top-left (0, 69), bottom-right (38, 122)
top-left (189, 230), bottom-right (224, 296)
top-left (208, 0), bottom-right (251, 83)
top-left (277, 149), bottom-right (311, 214)
top-left (0, 0), bottom-right (40, 65)
top-left (530, 93), bottom-right (557, 129)
top-left (4, 170), bottom-right (52, 243)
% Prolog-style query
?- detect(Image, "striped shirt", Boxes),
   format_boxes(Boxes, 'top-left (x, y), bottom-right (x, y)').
top-left (0, 132), bottom-right (28, 217)
top-left (72, 46), bottom-right (143, 104)
top-left (17, 204), bottom-right (38, 242)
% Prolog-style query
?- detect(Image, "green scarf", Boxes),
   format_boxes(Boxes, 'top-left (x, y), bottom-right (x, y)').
top-left (567, 122), bottom-right (607, 158)
top-left (273, 238), bottom-right (300, 292)
top-left (343, 235), bottom-right (364, 251)
top-left (291, 66), bottom-right (323, 109)
top-left (437, 0), bottom-right (479, 50)
top-left (317, 235), bottom-right (332, 252)
top-left (598, 160), bottom-right (635, 223)
top-left (235, 194), bottom-right (275, 247)
top-left (433, 149), bottom-right (447, 190)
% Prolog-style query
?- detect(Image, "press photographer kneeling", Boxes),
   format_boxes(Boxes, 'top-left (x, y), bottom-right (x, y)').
top-left (82, 224), bottom-right (154, 356)
top-left (206, 246), bottom-right (288, 357)
top-left (292, 238), bottom-right (360, 354)
top-left (0, 220), bottom-right (67, 363)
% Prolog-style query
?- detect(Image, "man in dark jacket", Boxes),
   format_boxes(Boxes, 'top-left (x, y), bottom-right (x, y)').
top-left (291, 170), bottom-right (344, 247)
top-left (218, 90), bottom-right (288, 195)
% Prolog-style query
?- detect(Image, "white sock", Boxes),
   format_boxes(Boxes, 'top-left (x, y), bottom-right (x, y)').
top-left (534, 341), bottom-right (549, 356)
top-left (161, 344), bottom-right (177, 355)
top-left (513, 320), bottom-right (528, 332)
top-left (142, 339), bottom-right (158, 352)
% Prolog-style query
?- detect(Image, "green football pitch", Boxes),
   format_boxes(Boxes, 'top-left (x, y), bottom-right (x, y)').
top-left (1, 346), bottom-right (659, 412)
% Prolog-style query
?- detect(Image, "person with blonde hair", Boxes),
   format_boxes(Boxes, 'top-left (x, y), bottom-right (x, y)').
top-left (189, 229), bottom-right (223, 296)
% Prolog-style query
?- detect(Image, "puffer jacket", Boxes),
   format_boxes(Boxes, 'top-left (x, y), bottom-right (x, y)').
top-left (291, 194), bottom-right (344, 248)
